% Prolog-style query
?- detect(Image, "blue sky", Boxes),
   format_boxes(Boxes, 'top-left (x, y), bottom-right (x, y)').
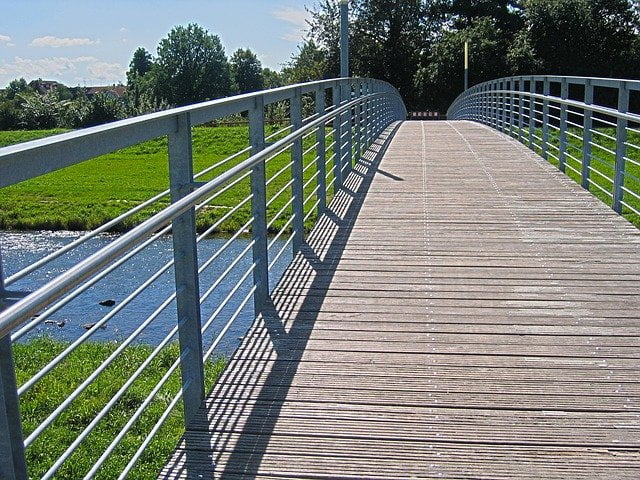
top-left (0, 0), bottom-right (314, 87)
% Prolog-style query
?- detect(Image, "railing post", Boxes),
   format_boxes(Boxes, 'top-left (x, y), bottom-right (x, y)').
top-left (342, 81), bottom-right (353, 175)
top-left (354, 80), bottom-right (362, 161)
top-left (315, 86), bottom-right (327, 214)
top-left (517, 78), bottom-right (524, 142)
top-left (291, 88), bottom-right (305, 252)
top-left (542, 78), bottom-right (550, 160)
top-left (248, 97), bottom-right (269, 311)
top-left (528, 77), bottom-right (535, 149)
top-left (581, 79), bottom-right (594, 190)
top-left (613, 82), bottom-right (630, 214)
top-left (168, 112), bottom-right (205, 426)
top-left (0, 256), bottom-right (28, 480)
top-left (332, 83), bottom-right (343, 189)
top-left (500, 80), bottom-right (507, 133)
top-left (559, 78), bottom-right (569, 172)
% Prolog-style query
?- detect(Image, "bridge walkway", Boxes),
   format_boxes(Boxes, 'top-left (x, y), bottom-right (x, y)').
top-left (162, 121), bottom-right (640, 479)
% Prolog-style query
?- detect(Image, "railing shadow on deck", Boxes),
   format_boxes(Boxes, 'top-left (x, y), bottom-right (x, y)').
top-left (160, 122), bottom-right (402, 478)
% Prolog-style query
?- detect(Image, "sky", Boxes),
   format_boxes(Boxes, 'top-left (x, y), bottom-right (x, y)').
top-left (0, 0), bottom-right (315, 88)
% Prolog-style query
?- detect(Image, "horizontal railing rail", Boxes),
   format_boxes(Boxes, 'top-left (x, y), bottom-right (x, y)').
top-left (447, 75), bottom-right (640, 222)
top-left (0, 77), bottom-right (406, 479)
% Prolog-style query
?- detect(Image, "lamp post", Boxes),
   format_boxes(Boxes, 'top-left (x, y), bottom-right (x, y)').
top-left (340, 0), bottom-right (349, 78)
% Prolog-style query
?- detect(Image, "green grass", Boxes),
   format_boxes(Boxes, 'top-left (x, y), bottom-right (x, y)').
top-left (14, 337), bottom-right (226, 479)
top-left (507, 124), bottom-right (640, 228)
top-left (0, 126), bottom-right (337, 234)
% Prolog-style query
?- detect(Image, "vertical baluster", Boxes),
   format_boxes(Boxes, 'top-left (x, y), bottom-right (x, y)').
top-left (517, 78), bottom-right (524, 143)
top-left (248, 97), bottom-right (269, 312)
top-left (542, 78), bottom-right (550, 161)
top-left (501, 80), bottom-right (507, 133)
top-left (291, 88), bottom-right (305, 252)
top-left (559, 78), bottom-right (568, 173)
top-left (528, 77), bottom-right (535, 149)
top-left (354, 80), bottom-right (362, 161)
top-left (316, 86), bottom-right (327, 214)
top-left (0, 255), bottom-right (27, 480)
top-left (332, 83), bottom-right (343, 189)
top-left (581, 80), bottom-right (594, 190)
top-left (343, 81), bottom-right (353, 174)
top-left (613, 82), bottom-right (630, 213)
top-left (168, 112), bottom-right (204, 426)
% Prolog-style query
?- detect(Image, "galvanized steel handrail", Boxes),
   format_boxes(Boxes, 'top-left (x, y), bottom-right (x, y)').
top-left (448, 75), bottom-right (640, 218)
top-left (0, 77), bottom-right (406, 479)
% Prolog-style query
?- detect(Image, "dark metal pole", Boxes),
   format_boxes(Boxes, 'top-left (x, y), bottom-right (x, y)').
top-left (340, 0), bottom-right (349, 78)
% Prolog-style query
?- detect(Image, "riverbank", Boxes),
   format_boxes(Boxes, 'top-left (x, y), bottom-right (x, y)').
top-left (15, 337), bottom-right (226, 479)
top-left (0, 127), bottom-right (324, 233)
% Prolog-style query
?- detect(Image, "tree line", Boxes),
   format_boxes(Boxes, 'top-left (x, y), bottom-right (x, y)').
top-left (0, 23), bottom-right (290, 130)
top-left (2, 0), bottom-right (639, 129)
top-left (300, 0), bottom-right (640, 111)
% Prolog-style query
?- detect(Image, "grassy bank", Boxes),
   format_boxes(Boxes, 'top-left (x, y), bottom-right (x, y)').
top-left (530, 127), bottom-right (640, 228)
top-left (0, 126), bottom-right (331, 233)
top-left (14, 337), bottom-right (226, 479)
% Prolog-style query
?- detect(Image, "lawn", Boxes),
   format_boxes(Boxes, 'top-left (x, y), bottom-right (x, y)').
top-left (503, 121), bottom-right (640, 228)
top-left (0, 125), bottom-right (337, 234)
top-left (14, 337), bottom-right (226, 479)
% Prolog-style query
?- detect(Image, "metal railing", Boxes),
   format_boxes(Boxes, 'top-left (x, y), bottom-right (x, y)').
top-left (0, 77), bottom-right (406, 479)
top-left (448, 76), bottom-right (640, 220)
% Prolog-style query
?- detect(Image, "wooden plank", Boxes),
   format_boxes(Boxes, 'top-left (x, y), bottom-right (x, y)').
top-left (161, 121), bottom-right (640, 479)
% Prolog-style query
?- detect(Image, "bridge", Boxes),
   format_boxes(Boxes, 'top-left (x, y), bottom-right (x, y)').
top-left (1, 76), bottom-right (639, 479)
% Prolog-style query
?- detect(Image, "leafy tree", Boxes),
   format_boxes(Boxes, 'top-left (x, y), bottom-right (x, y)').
top-left (83, 92), bottom-right (125, 127)
top-left (262, 68), bottom-right (284, 89)
top-left (414, 17), bottom-right (510, 111)
top-left (128, 47), bottom-right (153, 77)
top-left (515, 0), bottom-right (640, 78)
top-left (4, 78), bottom-right (32, 100)
top-left (126, 47), bottom-right (157, 114)
top-left (307, 0), bottom-right (429, 107)
top-left (283, 40), bottom-right (329, 83)
top-left (230, 48), bottom-right (264, 94)
top-left (17, 92), bottom-right (63, 129)
top-left (153, 23), bottom-right (232, 106)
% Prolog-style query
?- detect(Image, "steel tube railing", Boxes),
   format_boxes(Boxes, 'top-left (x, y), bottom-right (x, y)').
top-left (448, 75), bottom-right (640, 224)
top-left (0, 77), bottom-right (405, 479)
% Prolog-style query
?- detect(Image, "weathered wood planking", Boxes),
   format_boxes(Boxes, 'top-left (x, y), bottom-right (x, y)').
top-left (161, 121), bottom-right (640, 479)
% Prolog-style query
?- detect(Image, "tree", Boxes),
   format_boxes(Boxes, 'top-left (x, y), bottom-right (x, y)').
top-left (414, 17), bottom-right (510, 111)
top-left (230, 48), bottom-right (264, 94)
top-left (516, 0), bottom-right (640, 78)
top-left (262, 68), bottom-right (284, 89)
top-left (307, 0), bottom-right (429, 108)
top-left (126, 47), bottom-right (156, 113)
top-left (4, 78), bottom-right (32, 100)
top-left (283, 40), bottom-right (329, 84)
top-left (128, 47), bottom-right (153, 78)
top-left (153, 24), bottom-right (232, 106)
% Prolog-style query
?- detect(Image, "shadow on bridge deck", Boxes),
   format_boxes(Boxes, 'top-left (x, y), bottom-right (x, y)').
top-left (161, 120), bottom-right (640, 479)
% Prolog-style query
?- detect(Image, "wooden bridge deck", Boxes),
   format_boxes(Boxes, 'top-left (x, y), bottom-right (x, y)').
top-left (162, 121), bottom-right (640, 479)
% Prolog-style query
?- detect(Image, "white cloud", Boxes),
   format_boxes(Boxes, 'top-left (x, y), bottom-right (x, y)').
top-left (0, 56), bottom-right (123, 84)
top-left (29, 36), bottom-right (98, 48)
top-left (87, 61), bottom-right (125, 82)
top-left (271, 6), bottom-right (310, 43)
top-left (119, 27), bottom-right (127, 33)
top-left (7, 43), bottom-right (15, 48)
top-left (0, 34), bottom-right (11, 43)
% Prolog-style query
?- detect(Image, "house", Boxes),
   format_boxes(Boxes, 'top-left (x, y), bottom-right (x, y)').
top-left (85, 85), bottom-right (126, 100)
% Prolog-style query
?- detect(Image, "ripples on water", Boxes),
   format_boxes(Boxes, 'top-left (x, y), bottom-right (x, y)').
top-left (0, 231), bottom-right (292, 355)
